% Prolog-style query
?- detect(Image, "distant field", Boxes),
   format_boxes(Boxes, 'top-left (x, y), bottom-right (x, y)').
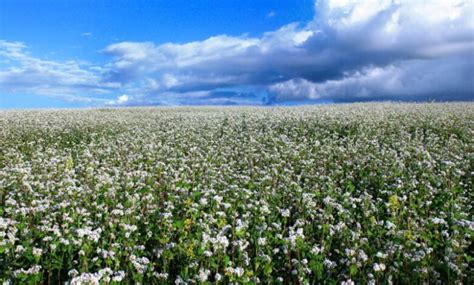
top-left (0, 103), bottom-right (473, 284)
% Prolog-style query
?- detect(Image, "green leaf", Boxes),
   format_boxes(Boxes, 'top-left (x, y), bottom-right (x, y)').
top-left (236, 229), bottom-right (246, 238)
top-left (350, 264), bottom-right (358, 276)
top-left (264, 264), bottom-right (272, 275)
top-left (173, 219), bottom-right (184, 229)
top-left (224, 256), bottom-right (231, 266)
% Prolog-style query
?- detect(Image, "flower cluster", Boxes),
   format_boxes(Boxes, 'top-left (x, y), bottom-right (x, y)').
top-left (0, 103), bottom-right (472, 284)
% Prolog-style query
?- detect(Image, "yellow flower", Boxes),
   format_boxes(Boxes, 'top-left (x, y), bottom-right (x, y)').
top-left (388, 195), bottom-right (400, 211)
top-left (65, 156), bottom-right (74, 170)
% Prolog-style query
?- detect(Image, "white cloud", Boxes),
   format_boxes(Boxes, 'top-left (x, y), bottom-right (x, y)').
top-left (266, 11), bottom-right (277, 19)
top-left (0, 40), bottom-right (115, 101)
top-left (106, 94), bottom-right (132, 106)
top-left (323, 0), bottom-right (393, 26)
top-left (102, 23), bottom-right (315, 92)
top-left (98, 0), bottom-right (473, 103)
top-left (116, 94), bottom-right (129, 104)
top-left (104, 35), bottom-right (260, 74)
top-left (315, 0), bottom-right (474, 55)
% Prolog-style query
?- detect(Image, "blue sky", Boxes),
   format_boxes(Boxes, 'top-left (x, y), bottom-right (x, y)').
top-left (0, 0), bottom-right (473, 108)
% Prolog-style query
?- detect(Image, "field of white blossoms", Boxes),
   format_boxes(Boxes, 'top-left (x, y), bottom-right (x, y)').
top-left (0, 103), bottom-right (473, 284)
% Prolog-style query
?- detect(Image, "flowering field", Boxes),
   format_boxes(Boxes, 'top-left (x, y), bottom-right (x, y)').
top-left (0, 103), bottom-right (473, 284)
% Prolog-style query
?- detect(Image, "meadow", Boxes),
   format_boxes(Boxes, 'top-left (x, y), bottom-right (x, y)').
top-left (0, 103), bottom-right (472, 284)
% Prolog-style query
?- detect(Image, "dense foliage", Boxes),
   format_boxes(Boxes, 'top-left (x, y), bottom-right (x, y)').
top-left (0, 103), bottom-right (473, 284)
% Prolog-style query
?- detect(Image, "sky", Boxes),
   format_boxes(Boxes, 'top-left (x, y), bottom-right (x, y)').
top-left (0, 0), bottom-right (473, 108)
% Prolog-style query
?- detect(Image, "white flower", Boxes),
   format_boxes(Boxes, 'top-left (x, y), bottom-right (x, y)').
top-left (13, 265), bottom-right (42, 277)
top-left (15, 245), bottom-right (25, 253)
top-left (323, 259), bottom-right (336, 269)
top-left (153, 272), bottom-right (168, 280)
top-left (197, 268), bottom-right (210, 282)
top-left (281, 209), bottom-right (291, 217)
top-left (385, 221), bottom-right (396, 230)
top-left (71, 272), bottom-right (102, 285)
top-left (341, 279), bottom-right (355, 285)
top-left (373, 263), bottom-right (386, 272)
top-left (234, 267), bottom-right (245, 277)
top-left (311, 245), bottom-right (323, 255)
top-left (32, 247), bottom-right (43, 257)
top-left (112, 271), bottom-right (126, 282)
top-left (376, 252), bottom-right (388, 259)
top-left (215, 235), bottom-right (229, 250)
top-left (213, 195), bottom-right (223, 204)
top-left (432, 217), bottom-right (446, 225)
top-left (345, 248), bottom-right (356, 257)
top-left (359, 250), bottom-right (368, 262)
top-left (68, 269), bottom-right (79, 277)
top-left (174, 275), bottom-right (188, 285)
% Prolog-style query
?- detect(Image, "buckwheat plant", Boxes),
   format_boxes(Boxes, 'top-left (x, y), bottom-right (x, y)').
top-left (0, 103), bottom-right (472, 284)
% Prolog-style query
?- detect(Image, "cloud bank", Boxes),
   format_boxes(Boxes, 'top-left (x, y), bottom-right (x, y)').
top-left (1, 0), bottom-right (473, 106)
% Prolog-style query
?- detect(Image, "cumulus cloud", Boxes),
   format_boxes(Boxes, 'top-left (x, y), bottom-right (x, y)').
top-left (99, 0), bottom-right (473, 104)
top-left (266, 0), bottom-right (474, 102)
top-left (102, 24), bottom-right (316, 91)
top-left (1, 0), bottom-right (473, 105)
